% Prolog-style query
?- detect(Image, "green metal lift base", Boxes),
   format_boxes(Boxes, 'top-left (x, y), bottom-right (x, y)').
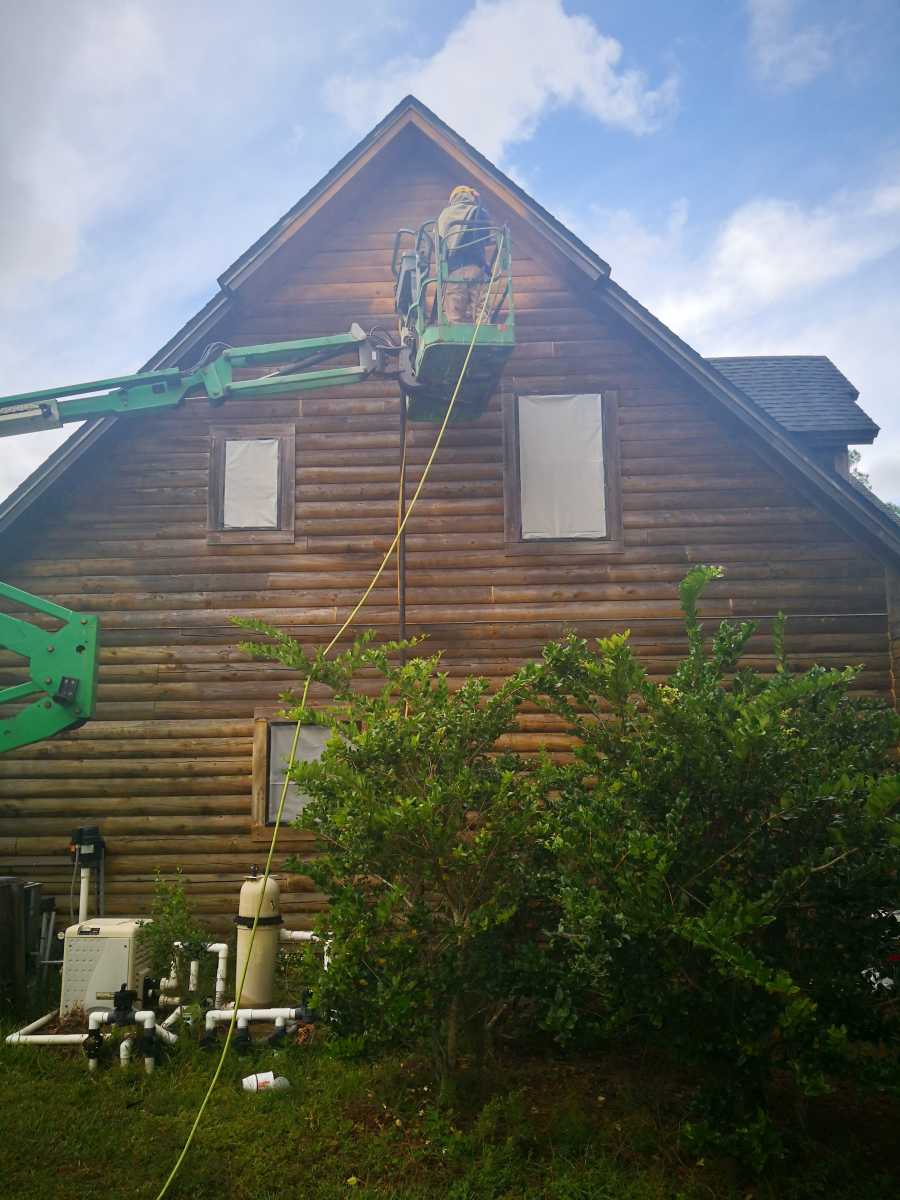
top-left (0, 584), bottom-right (99, 752)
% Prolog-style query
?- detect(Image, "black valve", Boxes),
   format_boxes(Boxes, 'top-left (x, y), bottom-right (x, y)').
top-left (142, 976), bottom-right (159, 1010)
top-left (84, 1028), bottom-right (104, 1061)
top-left (112, 983), bottom-right (137, 1025)
top-left (233, 1025), bottom-right (252, 1054)
top-left (199, 1026), bottom-right (219, 1050)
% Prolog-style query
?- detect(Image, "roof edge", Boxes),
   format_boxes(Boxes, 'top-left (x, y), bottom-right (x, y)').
top-left (218, 95), bottom-right (611, 292)
top-left (597, 277), bottom-right (900, 564)
top-left (0, 418), bottom-right (114, 536)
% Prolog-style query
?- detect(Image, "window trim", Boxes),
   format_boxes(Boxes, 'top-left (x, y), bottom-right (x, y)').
top-left (251, 716), bottom-right (317, 845)
top-left (502, 390), bottom-right (623, 555)
top-left (208, 424), bottom-right (295, 545)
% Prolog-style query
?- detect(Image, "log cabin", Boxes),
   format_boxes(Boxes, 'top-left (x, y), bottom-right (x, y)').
top-left (2, 96), bottom-right (900, 933)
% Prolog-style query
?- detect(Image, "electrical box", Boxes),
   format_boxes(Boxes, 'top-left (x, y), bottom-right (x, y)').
top-left (59, 918), bottom-right (152, 1016)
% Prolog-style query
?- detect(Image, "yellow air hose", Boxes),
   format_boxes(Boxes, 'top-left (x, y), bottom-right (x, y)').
top-left (155, 235), bottom-right (507, 1199)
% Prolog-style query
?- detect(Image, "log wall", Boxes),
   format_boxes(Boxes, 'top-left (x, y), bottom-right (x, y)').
top-left (0, 134), bottom-right (891, 930)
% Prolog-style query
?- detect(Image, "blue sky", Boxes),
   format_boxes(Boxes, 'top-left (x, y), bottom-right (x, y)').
top-left (1, 0), bottom-right (899, 500)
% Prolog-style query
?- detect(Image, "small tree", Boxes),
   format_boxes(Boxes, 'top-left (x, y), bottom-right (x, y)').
top-left (849, 449), bottom-right (900, 521)
top-left (526, 567), bottom-right (900, 1146)
top-left (235, 628), bottom-right (549, 1096)
top-left (138, 871), bottom-right (210, 994)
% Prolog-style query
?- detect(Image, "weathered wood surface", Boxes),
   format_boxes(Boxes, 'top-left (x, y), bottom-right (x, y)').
top-left (0, 136), bottom-right (891, 926)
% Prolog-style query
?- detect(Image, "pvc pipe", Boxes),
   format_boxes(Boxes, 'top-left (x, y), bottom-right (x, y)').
top-left (120, 1038), bottom-right (133, 1067)
top-left (6, 1010), bottom-right (56, 1041)
top-left (207, 942), bottom-right (229, 1008)
top-left (7, 1032), bottom-right (87, 1045)
top-left (204, 1007), bottom-right (304, 1035)
top-left (133, 1009), bottom-right (175, 1045)
top-left (279, 928), bottom-right (331, 968)
top-left (78, 867), bottom-right (91, 923)
top-left (134, 1010), bottom-right (159, 1073)
top-left (162, 942), bottom-right (228, 1005)
top-left (6, 1010), bottom-right (88, 1047)
top-left (161, 945), bottom-right (202, 994)
top-left (162, 1008), bottom-right (183, 1030)
top-left (84, 1010), bottom-right (111, 1071)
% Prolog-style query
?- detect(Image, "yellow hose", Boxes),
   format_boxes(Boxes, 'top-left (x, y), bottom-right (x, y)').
top-left (154, 237), bottom-right (507, 1199)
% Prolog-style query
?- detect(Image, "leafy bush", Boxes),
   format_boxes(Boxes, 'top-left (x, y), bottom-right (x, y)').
top-left (138, 871), bottom-right (211, 993)
top-left (526, 565), bottom-right (900, 1155)
top-left (237, 570), bottom-right (900, 1155)
top-left (235, 629), bottom-right (550, 1094)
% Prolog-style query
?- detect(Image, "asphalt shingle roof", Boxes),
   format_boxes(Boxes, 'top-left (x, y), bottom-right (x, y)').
top-left (706, 355), bottom-right (879, 439)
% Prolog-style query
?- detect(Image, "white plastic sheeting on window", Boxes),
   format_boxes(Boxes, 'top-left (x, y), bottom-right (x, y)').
top-left (517, 394), bottom-right (606, 539)
top-left (223, 438), bottom-right (279, 529)
top-left (267, 723), bottom-right (331, 824)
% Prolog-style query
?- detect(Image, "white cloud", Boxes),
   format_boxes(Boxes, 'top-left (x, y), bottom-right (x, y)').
top-left (0, 0), bottom-right (407, 499)
top-left (573, 172), bottom-right (900, 500)
top-left (746, 0), bottom-right (837, 90)
top-left (655, 192), bottom-right (900, 339)
top-left (325, 0), bottom-right (678, 161)
top-left (578, 175), bottom-right (900, 344)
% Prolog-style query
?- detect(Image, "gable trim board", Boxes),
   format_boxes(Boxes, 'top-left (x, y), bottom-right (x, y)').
top-left (1, 94), bottom-right (897, 570)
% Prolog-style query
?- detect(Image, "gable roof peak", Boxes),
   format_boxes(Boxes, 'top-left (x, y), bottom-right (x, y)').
top-left (217, 92), bottom-right (611, 296)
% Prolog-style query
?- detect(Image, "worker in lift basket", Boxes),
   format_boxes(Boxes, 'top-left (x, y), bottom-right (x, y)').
top-left (437, 185), bottom-right (493, 324)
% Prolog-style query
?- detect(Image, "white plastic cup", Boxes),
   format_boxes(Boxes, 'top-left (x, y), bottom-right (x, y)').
top-left (242, 1071), bottom-right (275, 1092)
top-left (242, 1071), bottom-right (290, 1092)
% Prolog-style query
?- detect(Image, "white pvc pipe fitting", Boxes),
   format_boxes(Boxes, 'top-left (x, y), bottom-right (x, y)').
top-left (78, 867), bottom-right (91, 924)
top-left (204, 1007), bottom-right (303, 1034)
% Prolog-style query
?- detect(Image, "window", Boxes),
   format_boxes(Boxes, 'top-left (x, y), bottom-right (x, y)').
top-left (503, 391), bottom-right (622, 553)
top-left (208, 425), bottom-right (295, 544)
top-left (251, 719), bottom-right (330, 836)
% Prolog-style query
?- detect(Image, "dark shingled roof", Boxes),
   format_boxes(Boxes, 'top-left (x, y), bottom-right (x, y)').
top-left (707, 356), bottom-right (879, 440)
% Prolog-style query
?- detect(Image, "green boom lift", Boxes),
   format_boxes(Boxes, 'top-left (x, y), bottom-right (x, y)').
top-left (0, 220), bottom-right (513, 753)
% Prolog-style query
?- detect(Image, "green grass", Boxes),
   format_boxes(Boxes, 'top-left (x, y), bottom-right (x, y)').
top-left (0, 1024), bottom-right (897, 1200)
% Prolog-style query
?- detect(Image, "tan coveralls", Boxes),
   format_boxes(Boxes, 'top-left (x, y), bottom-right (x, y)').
top-left (436, 197), bottom-right (491, 323)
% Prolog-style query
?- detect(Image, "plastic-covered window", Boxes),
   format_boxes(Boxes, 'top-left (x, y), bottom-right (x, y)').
top-left (266, 724), bottom-right (331, 824)
top-left (222, 438), bottom-right (279, 529)
top-left (517, 394), bottom-right (606, 539)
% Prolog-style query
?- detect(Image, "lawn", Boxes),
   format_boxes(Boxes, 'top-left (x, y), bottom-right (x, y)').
top-left (1, 1024), bottom-right (897, 1200)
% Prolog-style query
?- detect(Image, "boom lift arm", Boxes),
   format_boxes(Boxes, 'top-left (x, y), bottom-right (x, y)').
top-left (0, 218), bottom-right (514, 753)
top-left (0, 324), bottom-right (387, 440)
top-left (0, 325), bottom-right (394, 752)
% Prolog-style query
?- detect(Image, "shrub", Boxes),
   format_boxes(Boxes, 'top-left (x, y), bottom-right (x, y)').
top-left (235, 628), bottom-right (550, 1095)
top-left (301, 659), bottom-right (553, 1094)
top-left (526, 565), bottom-right (900, 1146)
top-left (138, 871), bottom-right (211, 994)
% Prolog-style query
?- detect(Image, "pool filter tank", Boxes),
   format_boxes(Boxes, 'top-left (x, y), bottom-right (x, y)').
top-left (234, 870), bottom-right (282, 1007)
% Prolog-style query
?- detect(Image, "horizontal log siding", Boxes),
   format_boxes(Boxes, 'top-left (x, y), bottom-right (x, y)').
top-left (0, 140), bottom-right (890, 927)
